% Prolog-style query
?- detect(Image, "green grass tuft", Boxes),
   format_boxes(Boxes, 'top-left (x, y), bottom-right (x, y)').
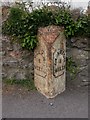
top-left (3, 79), bottom-right (37, 90)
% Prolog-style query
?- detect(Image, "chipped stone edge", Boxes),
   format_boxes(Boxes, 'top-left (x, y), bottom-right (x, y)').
top-left (37, 87), bottom-right (65, 99)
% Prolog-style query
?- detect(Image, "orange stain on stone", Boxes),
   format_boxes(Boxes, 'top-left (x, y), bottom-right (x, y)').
top-left (38, 25), bottom-right (64, 44)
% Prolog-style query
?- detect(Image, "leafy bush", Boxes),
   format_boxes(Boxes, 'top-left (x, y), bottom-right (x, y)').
top-left (2, 6), bottom-right (38, 50)
top-left (2, 2), bottom-right (89, 50)
top-left (75, 15), bottom-right (90, 37)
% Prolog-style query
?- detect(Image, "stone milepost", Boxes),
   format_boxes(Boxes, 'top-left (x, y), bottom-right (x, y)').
top-left (34, 25), bottom-right (66, 98)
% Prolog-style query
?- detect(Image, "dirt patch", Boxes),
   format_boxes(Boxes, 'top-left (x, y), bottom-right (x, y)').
top-left (2, 83), bottom-right (32, 96)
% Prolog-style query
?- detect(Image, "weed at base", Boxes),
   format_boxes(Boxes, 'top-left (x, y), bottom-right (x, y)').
top-left (3, 79), bottom-right (37, 91)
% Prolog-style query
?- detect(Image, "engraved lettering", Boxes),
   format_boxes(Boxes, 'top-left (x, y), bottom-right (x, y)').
top-left (53, 49), bottom-right (65, 78)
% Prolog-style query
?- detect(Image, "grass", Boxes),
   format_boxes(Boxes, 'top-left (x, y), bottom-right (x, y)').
top-left (3, 79), bottom-right (37, 90)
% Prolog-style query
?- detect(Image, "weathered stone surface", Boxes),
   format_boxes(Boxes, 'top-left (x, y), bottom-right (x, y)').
top-left (2, 35), bottom-right (34, 80)
top-left (71, 48), bottom-right (88, 66)
top-left (34, 25), bottom-right (66, 98)
top-left (66, 37), bottom-right (89, 87)
top-left (71, 37), bottom-right (88, 49)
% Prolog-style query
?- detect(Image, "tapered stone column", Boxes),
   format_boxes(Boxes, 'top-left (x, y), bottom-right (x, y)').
top-left (34, 25), bottom-right (66, 98)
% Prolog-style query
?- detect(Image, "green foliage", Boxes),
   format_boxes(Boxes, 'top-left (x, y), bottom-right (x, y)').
top-left (3, 7), bottom-right (27, 36)
top-left (2, 6), bottom-right (38, 50)
top-left (21, 34), bottom-right (38, 50)
top-left (4, 79), bottom-right (36, 90)
top-left (2, 2), bottom-right (89, 50)
top-left (87, 15), bottom-right (90, 37)
top-left (75, 15), bottom-right (90, 37)
top-left (55, 9), bottom-right (76, 38)
top-left (66, 57), bottom-right (78, 79)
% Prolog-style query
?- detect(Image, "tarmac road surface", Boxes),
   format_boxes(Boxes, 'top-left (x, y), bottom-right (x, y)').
top-left (2, 85), bottom-right (88, 118)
